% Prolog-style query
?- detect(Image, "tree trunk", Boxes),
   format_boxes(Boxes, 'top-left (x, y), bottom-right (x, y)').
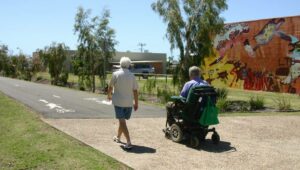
top-left (92, 62), bottom-right (95, 93)
top-left (92, 73), bottom-right (95, 93)
top-left (102, 57), bottom-right (107, 88)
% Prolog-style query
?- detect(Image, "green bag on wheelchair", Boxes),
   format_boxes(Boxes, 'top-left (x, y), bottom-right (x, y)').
top-left (199, 97), bottom-right (219, 126)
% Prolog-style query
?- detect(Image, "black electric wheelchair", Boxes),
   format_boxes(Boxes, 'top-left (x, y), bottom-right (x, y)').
top-left (163, 86), bottom-right (220, 148)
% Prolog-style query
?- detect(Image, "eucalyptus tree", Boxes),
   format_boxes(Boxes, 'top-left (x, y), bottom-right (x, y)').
top-left (13, 54), bottom-right (37, 81)
top-left (31, 54), bottom-right (42, 74)
top-left (16, 54), bottom-right (28, 75)
top-left (0, 45), bottom-right (17, 77)
top-left (152, 0), bottom-right (227, 86)
top-left (74, 7), bottom-right (116, 92)
top-left (0, 44), bottom-right (9, 75)
top-left (0, 45), bottom-right (38, 79)
top-left (95, 10), bottom-right (117, 88)
top-left (38, 43), bottom-right (69, 85)
top-left (13, 54), bottom-right (31, 80)
top-left (74, 7), bottom-right (96, 91)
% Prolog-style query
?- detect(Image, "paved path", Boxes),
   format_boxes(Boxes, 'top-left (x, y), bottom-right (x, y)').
top-left (0, 76), bottom-right (164, 119)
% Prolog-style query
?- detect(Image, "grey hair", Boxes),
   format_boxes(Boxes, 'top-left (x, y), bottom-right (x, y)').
top-left (120, 57), bottom-right (131, 68)
top-left (189, 66), bottom-right (201, 77)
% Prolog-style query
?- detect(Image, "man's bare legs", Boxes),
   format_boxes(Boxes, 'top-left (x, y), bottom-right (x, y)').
top-left (118, 119), bottom-right (131, 145)
top-left (117, 122), bottom-right (123, 139)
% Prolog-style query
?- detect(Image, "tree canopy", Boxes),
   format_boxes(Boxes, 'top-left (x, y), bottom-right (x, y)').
top-left (38, 43), bottom-right (69, 85)
top-left (74, 7), bottom-right (117, 92)
top-left (152, 0), bottom-right (227, 86)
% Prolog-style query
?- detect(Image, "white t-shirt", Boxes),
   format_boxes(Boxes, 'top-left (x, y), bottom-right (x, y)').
top-left (109, 68), bottom-right (138, 107)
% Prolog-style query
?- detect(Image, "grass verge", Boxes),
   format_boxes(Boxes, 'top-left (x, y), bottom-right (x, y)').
top-left (0, 92), bottom-right (131, 170)
top-left (220, 111), bottom-right (300, 117)
top-left (226, 88), bottom-right (300, 110)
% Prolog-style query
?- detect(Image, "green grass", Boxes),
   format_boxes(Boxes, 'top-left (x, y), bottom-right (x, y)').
top-left (226, 88), bottom-right (300, 110)
top-left (36, 72), bottom-right (105, 91)
top-left (138, 76), bottom-right (178, 95)
top-left (220, 111), bottom-right (300, 116)
top-left (36, 72), bottom-right (79, 84)
top-left (0, 92), bottom-right (131, 170)
top-left (36, 72), bottom-right (178, 94)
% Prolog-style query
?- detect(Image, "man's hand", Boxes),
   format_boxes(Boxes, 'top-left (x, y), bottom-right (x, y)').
top-left (133, 90), bottom-right (138, 111)
top-left (134, 103), bottom-right (138, 111)
top-left (107, 94), bottom-right (112, 101)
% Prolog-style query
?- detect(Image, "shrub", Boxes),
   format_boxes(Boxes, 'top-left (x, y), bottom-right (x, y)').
top-left (216, 87), bottom-right (228, 100)
top-left (143, 79), bottom-right (156, 95)
top-left (273, 96), bottom-right (291, 111)
top-left (157, 87), bottom-right (174, 104)
top-left (217, 99), bottom-right (250, 113)
top-left (216, 97), bottom-right (229, 113)
top-left (85, 78), bottom-right (92, 90)
top-left (249, 96), bottom-right (265, 110)
top-left (36, 76), bottom-right (43, 81)
top-left (59, 72), bottom-right (69, 86)
top-left (226, 100), bottom-right (250, 112)
top-left (139, 92), bottom-right (146, 101)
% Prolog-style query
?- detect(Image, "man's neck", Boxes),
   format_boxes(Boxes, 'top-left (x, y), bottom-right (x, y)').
top-left (191, 76), bottom-right (200, 80)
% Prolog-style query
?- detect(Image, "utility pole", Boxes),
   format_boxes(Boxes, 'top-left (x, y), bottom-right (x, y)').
top-left (137, 42), bottom-right (146, 52)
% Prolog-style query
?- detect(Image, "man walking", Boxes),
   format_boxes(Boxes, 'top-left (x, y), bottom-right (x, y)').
top-left (107, 57), bottom-right (138, 149)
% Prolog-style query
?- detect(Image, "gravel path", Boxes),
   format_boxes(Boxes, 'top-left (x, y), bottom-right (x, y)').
top-left (43, 116), bottom-right (300, 170)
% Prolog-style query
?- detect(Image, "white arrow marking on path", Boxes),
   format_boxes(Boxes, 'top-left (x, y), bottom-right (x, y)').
top-left (39, 99), bottom-right (75, 113)
top-left (53, 95), bottom-right (61, 98)
top-left (56, 108), bottom-right (75, 113)
top-left (46, 103), bottom-right (63, 109)
top-left (101, 100), bottom-right (112, 105)
top-left (39, 99), bottom-right (49, 104)
top-left (84, 98), bottom-right (98, 101)
top-left (84, 98), bottom-right (112, 105)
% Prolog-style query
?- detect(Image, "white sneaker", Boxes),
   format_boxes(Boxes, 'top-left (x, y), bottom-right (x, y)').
top-left (123, 143), bottom-right (133, 150)
top-left (113, 136), bottom-right (121, 143)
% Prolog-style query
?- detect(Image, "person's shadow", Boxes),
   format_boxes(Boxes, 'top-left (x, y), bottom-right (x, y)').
top-left (119, 143), bottom-right (156, 154)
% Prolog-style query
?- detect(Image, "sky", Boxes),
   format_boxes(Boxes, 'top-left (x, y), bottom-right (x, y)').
top-left (0, 0), bottom-right (299, 59)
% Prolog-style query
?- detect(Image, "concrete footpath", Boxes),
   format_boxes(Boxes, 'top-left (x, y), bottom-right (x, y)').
top-left (43, 116), bottom-right (300, 170)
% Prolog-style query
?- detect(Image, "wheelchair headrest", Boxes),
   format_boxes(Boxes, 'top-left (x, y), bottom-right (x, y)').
top-left (186, 86), bottom-right (217, 104)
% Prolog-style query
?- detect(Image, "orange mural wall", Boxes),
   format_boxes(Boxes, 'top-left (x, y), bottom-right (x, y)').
top-left (202, 15), bottom-right (300, 94)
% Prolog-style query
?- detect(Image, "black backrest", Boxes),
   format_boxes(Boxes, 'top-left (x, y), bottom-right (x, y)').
top-left (184, 86), bottom-right (217, 120)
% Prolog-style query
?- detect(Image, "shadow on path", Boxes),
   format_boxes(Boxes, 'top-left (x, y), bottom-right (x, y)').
top-left (120, 144), bottom-right (156, 154)
top-left (196, 140), bottom-right (237, 153)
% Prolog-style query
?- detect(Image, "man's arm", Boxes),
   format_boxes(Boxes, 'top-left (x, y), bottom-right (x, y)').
top-left (107, 86), bottom-right (113, 101)
top-left (133, 90), bottom-right (138, 111)
top-left (180, 83), bottom-right (189, 98)
top-left (107, 73), bottom-right (115, 101)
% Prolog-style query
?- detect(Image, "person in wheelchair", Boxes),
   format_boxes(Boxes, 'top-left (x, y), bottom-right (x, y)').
top-left (164, 66), bottom-right (220, 147)
top-left (166, 66), bottom-right (209, 114)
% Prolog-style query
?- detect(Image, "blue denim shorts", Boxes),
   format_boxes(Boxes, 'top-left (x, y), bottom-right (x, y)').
top-left (114, 106), bottom-right (132, 120)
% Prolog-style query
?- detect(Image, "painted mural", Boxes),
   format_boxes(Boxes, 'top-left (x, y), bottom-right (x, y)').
top-left (202, 16), bottom-right (300, 94)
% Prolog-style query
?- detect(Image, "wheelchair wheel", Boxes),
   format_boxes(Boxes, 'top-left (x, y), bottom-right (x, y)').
top-left (170, 124), bottom-right (183, 142)
top-left (190, 136), bottom-right (199, 148)
top-left (212, 132), bottom-right (220, 145)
